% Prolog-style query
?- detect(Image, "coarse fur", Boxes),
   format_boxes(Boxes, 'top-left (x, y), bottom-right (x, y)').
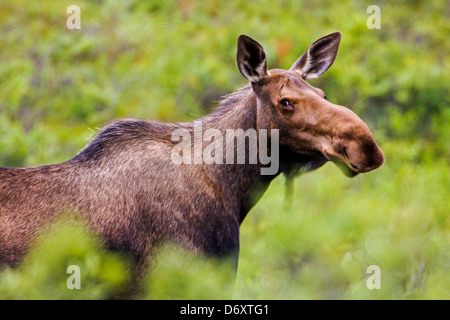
top-left (0, 33), bottom-right (384, 277)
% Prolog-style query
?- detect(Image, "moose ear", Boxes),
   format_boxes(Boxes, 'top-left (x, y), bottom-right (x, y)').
top-left (290, 32), bottom-right (341, 80)
top-left (237, 35), bottom-right (269, 83)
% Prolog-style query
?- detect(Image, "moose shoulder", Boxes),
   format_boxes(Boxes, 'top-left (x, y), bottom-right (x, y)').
top-left (0, 32), bottom-right (383, 273)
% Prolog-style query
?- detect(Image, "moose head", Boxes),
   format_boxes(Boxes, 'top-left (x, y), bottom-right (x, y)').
top-left (236, 32), bottom-right (384, 177)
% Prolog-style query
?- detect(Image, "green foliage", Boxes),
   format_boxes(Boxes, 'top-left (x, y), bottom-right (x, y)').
top-left (0, 221), bottom-right (130, 299)
top-left (0, 0), bottom-right (448, 300)
top-left (237, 140), bottom-right (450, 299)
top-left (144, 245), bottom-right (236, 300)
top-left (0, 142), bottom-right (448, 299)
top-left (0, 0), bottom-right (448, 166)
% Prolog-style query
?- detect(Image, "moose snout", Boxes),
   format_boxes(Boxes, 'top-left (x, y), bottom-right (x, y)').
top-left (320, 104), bottom-right (384, 177)
top-left (326, 136), bottom-right (384, 177)
top-left (344, 138), bottom-right (384, 173)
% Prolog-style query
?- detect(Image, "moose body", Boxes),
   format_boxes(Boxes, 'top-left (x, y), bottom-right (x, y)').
top-left (0, 32), bottom-right (384, 272)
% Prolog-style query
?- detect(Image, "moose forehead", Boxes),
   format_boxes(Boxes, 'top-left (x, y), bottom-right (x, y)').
top-left (261, 69), bottom-right (325, 100)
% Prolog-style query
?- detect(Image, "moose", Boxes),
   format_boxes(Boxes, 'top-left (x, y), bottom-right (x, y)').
top-left (0, 32), bottom-right (384, 276)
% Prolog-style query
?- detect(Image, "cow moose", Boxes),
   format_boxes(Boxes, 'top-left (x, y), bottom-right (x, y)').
top-left (0, 32), bottom-right (384, 277)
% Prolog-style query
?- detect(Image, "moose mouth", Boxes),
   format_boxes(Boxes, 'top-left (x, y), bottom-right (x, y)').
top-left (323, 149), bottom-right (359, 178)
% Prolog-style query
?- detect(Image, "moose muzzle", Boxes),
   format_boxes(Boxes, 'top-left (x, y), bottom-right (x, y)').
top-left (322, 106), bottom-right (384, 177)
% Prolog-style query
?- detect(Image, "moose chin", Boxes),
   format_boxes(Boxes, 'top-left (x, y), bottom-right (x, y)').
top-left (0, 32), bottom-right (383, 279)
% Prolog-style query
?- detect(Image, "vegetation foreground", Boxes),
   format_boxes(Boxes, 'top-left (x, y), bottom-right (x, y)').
top-left (0, 139), bottom-right (448, 299)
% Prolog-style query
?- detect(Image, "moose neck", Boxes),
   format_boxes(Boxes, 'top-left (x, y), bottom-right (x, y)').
top-left (200, 84), bottom-right (255, 131)
top-left (195, 84), bottom-right (279, 223)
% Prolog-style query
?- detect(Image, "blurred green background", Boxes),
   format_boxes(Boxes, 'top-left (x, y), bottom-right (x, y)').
top-left (0, 0), bottom-right (448, 299)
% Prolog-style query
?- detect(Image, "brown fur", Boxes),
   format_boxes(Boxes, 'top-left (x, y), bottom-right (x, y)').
top-left (0, 33), bottom-right (383, 274)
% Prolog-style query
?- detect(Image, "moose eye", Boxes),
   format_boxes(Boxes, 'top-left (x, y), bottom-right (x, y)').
top-left (279, 99), bottom-right (294, 110)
